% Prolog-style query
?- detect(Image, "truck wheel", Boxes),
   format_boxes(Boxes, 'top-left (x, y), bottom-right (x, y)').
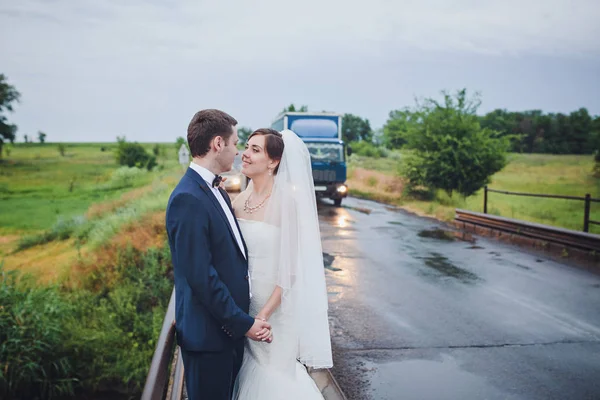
top-left (334, 198), bottom-right (342, 207)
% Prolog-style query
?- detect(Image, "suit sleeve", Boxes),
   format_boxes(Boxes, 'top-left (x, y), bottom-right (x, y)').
top-left (168, 193), bottom-right (254, 339)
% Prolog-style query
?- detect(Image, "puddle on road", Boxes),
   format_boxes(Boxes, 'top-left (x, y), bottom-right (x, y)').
top-left (468, 245), bottom-right (485, 250)
top-left (418, 228), bottom-right (456, 241)
top-left (418, 252), bottom-right (479, 283)
top-left (387, 221), bottom-right (404, 226)
top-left (515, 263), bottom-right (532, 271)
top-left (418, 228), bottom-right (477, 243)
top-left (323, 252), bottom-right (342, 271)
top-left (343, 205), bottom-right (372, 215)
top-left (368, 355), bottom-right (509, 400)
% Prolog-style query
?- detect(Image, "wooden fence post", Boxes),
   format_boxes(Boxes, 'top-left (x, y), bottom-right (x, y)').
top-left (484, 186), bottom-right (488, 214)
top-left (584, 193), bottom-right (591, 232)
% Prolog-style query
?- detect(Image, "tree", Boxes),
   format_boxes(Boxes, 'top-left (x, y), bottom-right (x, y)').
top-left (400, 89), bottom-right (509, 197)
top-left (24, 134), bottom-right (28, 143)
top-left (342, 114), bottom-right (373, 142)
top-left (58, 143), bottom-right (66, 156)
top-left (38, 131), bottom-right (47, 144)
top-left (0, 74), bottom-right (20, 158)
top-left (237, 126), bottom-right (252, 144)
top-left (175, 136), bottom-right (188, 154)
top-left (569, 108), bottom-right (593, 154)
top-left (283, 104), bottom-right (308, 113)
top-left (478, 108), bottom-right (599, 155)
top-left (382, 108), bottom-right (421, 149)
top-left (116, 136), bottom-right (157, 171)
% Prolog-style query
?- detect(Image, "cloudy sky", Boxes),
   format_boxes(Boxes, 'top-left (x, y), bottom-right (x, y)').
top-left (1, 0), bottom-right (599, 142)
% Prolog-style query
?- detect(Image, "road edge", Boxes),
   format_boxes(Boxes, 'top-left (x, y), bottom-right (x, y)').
top-left (309, 368), bottom-right (348, 400)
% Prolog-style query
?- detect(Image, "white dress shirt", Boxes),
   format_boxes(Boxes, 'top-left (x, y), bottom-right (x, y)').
top-left (189, 162), bottom-right (246, 259)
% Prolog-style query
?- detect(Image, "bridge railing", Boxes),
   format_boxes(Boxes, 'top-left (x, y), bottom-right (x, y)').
top-left (141, 288), bottom-right (185, 400)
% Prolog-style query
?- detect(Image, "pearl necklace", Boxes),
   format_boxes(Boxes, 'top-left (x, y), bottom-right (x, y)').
top-left (244, 191), bottom-right (271, 214)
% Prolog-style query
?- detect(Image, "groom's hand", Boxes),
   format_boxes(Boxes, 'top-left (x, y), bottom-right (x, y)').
top-left (245, 318), bottom-right (271, 342)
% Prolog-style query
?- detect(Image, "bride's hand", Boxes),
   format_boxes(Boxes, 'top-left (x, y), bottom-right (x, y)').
top-left (246, 318), bottom-right (271, 341)
top-left (256, 316), bottom-right (273, 343)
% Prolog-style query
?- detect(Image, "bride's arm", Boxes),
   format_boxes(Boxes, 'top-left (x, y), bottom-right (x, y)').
top-left (256, 286), bottom-right (282, 321)
top-left (258, 193), bottom-right (298, 321)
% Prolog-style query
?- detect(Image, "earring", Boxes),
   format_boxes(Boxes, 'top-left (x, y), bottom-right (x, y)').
top-left (268, 169), bottom-right (272, 176)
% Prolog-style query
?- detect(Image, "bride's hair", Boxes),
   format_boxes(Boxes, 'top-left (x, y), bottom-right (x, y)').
top-left (248, 128), bottom-right (284, 174)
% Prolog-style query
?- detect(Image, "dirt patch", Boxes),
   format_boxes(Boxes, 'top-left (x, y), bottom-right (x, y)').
top-left (109, 211), bottom-right (167, 251)
top-left (0, 234), bottom-right (20, 257)
top-left (347, 168), bottom-right (404, 204)
top-left (69, 211), bottom-right (167, 290)
top-left (1, 239), bottom-right (82, 284)
top-left (86, 185), bottom-right (154, 219)
top-left (3, 211), bottom-right (168, 287)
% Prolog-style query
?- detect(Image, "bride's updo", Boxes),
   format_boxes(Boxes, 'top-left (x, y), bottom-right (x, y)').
top-left (248, 128), bottom-right (284, 174)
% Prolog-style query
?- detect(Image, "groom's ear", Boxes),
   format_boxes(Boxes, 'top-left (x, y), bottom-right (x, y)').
top-left (213, 135), bottom-right (224, 153)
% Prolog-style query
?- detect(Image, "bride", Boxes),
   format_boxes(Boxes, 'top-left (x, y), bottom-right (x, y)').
top-left (231, 128), bottom-right (333, 399)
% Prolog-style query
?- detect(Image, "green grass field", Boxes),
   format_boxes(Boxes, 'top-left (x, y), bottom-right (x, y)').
top-left (0, 142), bottom-right (179, 234)
top-left (0, 142), bottom-right (183, 282)
top-left (348, 153), bottom-right (600, 233)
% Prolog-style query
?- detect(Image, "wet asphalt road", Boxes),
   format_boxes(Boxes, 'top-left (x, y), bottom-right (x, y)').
top-left (318, 197), bottom-right (600, 400)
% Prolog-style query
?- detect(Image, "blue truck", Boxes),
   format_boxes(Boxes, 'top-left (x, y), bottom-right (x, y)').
top-left (271, 112), bottom-right (350, 206)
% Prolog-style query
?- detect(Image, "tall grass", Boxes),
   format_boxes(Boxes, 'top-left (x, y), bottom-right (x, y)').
top-left (348, 153), bottom-right (600, 232)
top-left (0, 266), bottom-right (78, 399)
top-left (0, 243), bottom-right (173, 399)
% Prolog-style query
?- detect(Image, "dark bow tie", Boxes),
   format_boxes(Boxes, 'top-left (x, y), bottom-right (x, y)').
top-left (212, 175), bottom-right (223, 188)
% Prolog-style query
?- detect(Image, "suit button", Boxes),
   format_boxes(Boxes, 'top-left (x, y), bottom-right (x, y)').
top-left (245, 275), bottom-right (249, 280)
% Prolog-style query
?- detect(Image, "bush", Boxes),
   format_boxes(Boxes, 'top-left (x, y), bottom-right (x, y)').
top-left (68, 245), bottom-right (171, 392)
top-left (0, 266), bottom-right (77, 399)
top-left (107, 166), bottom-right (146, 190)
top-left (0, 242), bottom-right (173, 399)
top-left (16, 216), bottom-right (86, 252)
top-left (349, 141), bottom-right (387, 158)
top-left (115, 139), bottom-right (156, 171)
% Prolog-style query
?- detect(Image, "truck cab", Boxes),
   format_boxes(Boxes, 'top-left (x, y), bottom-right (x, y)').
top-left (271, 112), bottom-right (349, 206)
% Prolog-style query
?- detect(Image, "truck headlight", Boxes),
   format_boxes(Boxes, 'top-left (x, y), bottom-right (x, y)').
top-left (337, 185), bottom-right (347, 194)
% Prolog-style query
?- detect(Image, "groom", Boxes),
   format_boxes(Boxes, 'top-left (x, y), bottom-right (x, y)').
top-left (166, 109), bottom-right (271, 400)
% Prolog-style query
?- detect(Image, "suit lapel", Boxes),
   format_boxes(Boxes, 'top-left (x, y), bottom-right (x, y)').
top-left (185, 168), bottom-right (246, 260)
top-left (220, 187), bottom-right (249, 259)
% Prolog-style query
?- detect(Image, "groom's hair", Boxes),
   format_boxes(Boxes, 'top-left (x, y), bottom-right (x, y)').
top-left (187, 109), bottom-right (238, 157)
top-left (248, 128), bottom-right (284, 174)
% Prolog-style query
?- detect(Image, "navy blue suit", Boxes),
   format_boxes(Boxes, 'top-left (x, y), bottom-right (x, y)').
top-left (166, 167), bottom-right (254, 400)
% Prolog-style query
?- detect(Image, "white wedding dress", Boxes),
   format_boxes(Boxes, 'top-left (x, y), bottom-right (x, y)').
top-left (232, 218), bottom-right (324, 400)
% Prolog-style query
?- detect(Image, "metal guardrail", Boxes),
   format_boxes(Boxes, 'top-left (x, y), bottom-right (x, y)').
top-left (456, 209), bottom-right (600, 252)
top-left (141, 288), bottom-right (185, 400)
top-left (483, 186), bottom-right (600, 233)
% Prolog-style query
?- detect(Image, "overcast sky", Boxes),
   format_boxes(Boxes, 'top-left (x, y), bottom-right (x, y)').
top-left (1, 0), bottom-right (599, 143)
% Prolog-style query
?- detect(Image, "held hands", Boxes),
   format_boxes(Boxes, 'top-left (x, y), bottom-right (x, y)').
top-left (245, 318), bottom-right (273, 343)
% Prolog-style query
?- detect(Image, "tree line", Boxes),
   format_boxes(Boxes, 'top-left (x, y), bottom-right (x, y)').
top-left (383, 104), bottom-right (599, 155)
